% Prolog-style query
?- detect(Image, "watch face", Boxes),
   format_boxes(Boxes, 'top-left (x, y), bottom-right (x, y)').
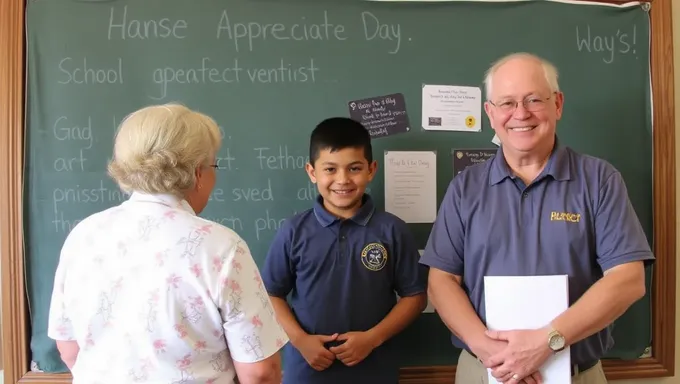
top-left (549, 335), bottom-right (565, 350)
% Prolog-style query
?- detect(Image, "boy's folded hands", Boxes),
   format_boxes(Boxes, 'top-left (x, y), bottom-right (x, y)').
top-left (298, 331), bottom-right (378, 370)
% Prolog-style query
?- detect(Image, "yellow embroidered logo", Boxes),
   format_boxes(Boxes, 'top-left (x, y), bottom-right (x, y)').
top-left (361, 243), bottom-right (388, 271)
top-left (550, 211), bottom-right (581, 223)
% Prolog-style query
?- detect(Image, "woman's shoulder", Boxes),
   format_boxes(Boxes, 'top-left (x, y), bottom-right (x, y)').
top-left (64, 204), bottom-right (127, 240)
top-left (193, 214), bottom-right (243, 239)
top-left (181, 213), bottom-right (250, 251)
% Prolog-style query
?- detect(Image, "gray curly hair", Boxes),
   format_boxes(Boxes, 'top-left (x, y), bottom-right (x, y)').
top-left (107, 103), bottom-right (221, 196)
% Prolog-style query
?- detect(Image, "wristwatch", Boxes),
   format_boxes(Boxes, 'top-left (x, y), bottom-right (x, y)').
top-left (547, 329), bottom-right (566, 352)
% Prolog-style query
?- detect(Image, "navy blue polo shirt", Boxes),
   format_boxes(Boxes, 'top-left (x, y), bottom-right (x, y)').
top-left (262, 194), bottom-right (427, 384)
top-left (419, 140), bottom-right (655, 365)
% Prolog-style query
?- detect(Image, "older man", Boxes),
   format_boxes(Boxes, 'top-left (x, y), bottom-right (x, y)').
top-left (419, 52), bottom-right (654, 384)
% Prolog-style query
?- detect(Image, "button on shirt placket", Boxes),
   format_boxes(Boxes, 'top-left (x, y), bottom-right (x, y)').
top-left (513, 178), bottom-right (533, 226)
top-left (338, 222), bottom-right (349, 265)
top-left (521, 189), bottom-right (532, 224)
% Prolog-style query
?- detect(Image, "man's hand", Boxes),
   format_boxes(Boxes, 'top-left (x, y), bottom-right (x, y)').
top-left (519, 372), bottom-right (544, 384)
top-left (483, 328), bottom-right (552, 383)
top-left (297, 333), bottom-right (339, 371)
top-left (329, 331), bottom-right (378, 367)
top-left (472, 336), bottom-right (544, 384)
top-left (470, 336), bottom-right (508, 367)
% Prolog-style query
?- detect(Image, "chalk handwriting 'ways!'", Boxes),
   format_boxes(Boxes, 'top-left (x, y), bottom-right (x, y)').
top-left (576, 24), bottom-right (638, 64)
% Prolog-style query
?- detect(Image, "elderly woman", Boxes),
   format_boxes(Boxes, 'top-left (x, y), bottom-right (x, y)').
top-left (47, 103), bottom-right (287, 384)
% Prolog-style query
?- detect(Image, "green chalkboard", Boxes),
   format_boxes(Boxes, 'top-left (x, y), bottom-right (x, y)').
top-left (25, 0), bottom-right (653, 373)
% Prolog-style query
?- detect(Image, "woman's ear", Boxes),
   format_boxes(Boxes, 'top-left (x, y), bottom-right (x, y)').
top-left (194, 167), bottom-right (203, 190)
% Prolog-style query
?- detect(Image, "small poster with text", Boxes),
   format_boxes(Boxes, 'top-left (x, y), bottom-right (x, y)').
top-left (348, 93), bottom-right (411, 138)
top-left (452, 148), bottom-right (497, 176)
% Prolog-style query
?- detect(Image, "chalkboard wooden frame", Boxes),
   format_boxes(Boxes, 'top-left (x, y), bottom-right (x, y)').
top-left (0, 0), bottom-right (675, 382)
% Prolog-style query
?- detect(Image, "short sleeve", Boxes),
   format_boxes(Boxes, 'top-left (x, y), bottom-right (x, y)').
top-left (47, 244), bottom-right (75, 341)
top-left (219, 240), bottom-right (289, 363)
top-left (393, 220), bottom-right (428, 297)
top-left (419, 180), bottom-right (465, 275)
top-left (261, 221), bottom-right (295, 298)
top-left (595, 172), bottom-right (655, 271)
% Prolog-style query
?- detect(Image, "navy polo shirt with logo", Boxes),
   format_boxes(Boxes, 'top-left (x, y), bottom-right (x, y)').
top-left (262, 194), bottom-right (427, 384)
top-left (419, 140), bottom-right (655, 366)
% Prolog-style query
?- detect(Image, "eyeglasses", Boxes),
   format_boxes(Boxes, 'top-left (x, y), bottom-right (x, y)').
top-left (206, 164), bottom-right (221, 169)
top-left (488, 92), bottom-right (556, 113)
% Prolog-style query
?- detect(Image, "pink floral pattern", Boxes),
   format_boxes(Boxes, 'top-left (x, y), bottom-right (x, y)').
top-left (47, 193), bottom-right (288, 383)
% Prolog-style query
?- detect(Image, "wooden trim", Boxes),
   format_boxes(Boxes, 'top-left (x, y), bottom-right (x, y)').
top-left (633, 0), bottom-right (678, 379)
top-left (1, 0), bottom-right (674, 383)
top-left (0, 0), bottom-right (28, 382)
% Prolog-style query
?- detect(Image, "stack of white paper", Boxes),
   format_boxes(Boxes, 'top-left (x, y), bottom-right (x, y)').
top-left (484, 275), bottom-right (571, 384)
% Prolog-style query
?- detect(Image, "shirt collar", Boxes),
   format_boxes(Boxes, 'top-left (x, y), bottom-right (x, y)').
top-left (489, 136), bottom-right (571, 185)
top-left (127, 191), bottom-right (196, 215)
top-left (313, 194), bottom-right (376, 227)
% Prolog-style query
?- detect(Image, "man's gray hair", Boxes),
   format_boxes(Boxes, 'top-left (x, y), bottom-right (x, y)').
top-left (483, 52), bottom-right (560, 100)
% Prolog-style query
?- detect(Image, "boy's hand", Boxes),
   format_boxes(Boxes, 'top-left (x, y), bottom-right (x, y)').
top-left (329, 331), bottom-right (378, 367)
top-left (297, 333), bottom-right (338, 371)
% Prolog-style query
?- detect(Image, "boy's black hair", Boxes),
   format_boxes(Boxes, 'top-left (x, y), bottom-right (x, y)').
top-left (309, 117), bottom-right (373, 166)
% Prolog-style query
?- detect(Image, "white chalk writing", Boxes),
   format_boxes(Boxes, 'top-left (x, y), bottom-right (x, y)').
top-left (576, 24), bottom-right (638, 64)
top-left (255, 146), bottom-right (309, 170)
top-left (108, 5), bottom-right (188, 40)
top-left (58, 57), bottom-right (124, 85)
top-left (361, 11), bottom-right (401, 54)
top-left (150, 58), bottom-right (319, 100)
top-left (216, 10), bottom-right (347, 52)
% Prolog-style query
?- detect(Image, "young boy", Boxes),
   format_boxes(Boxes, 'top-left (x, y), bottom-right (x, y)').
top-left (261, 117), bottom-right (428, 384)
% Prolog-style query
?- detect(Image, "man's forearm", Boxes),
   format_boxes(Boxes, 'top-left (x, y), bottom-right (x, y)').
top-left (428, 270), bottom-right (488, 351)
top-left (367, 293), bottom-right (427, 347)
top-left (269, 296), bottom-right (308, 347)
top-left (550, 262), bottom-right (646, 347)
